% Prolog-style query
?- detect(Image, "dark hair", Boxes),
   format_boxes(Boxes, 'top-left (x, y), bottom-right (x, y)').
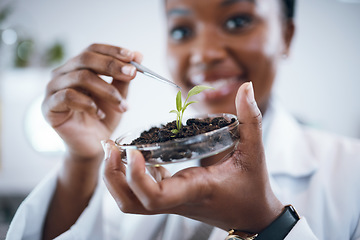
top-left (282, 0), bottom-right (296, 19)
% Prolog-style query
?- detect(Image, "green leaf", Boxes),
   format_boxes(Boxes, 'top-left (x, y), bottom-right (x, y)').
top-left (171, 129), bottom-right (179, 134)
top-left (187, 85), bottom-right (215, 98)
top-left (176, 91), bottom-right (182, 111)
top-left (169, 110), bottom-right (178, 114)
top-left (183, 101), bottom-right (198, 111)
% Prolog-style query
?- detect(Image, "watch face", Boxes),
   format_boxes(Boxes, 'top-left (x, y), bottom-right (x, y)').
top-left (225, 234), bottom-right (258, 240)
top-left (225, 236), bottom-right (242, 240)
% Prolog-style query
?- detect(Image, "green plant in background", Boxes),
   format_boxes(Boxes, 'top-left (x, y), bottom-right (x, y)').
top-left (0, 5), bottom-right (13, 51)
top-left (170, 85), bottom-right (214, 134)
top-left (14, 39), bottom-right (34, 67)
top-left (14, 39), bottom-right (65, 68)
top-left (45, 41), bottom-right (65, 65)
top-left (1, 3), bottom-right (65, 68)
top-left (0, 5), bottom-right (13, 27)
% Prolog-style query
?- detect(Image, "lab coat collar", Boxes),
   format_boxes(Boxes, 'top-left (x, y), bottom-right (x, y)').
top-left (264, 101), bottom-right (319, 178)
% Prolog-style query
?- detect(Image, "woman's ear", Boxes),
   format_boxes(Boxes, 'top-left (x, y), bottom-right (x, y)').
top-left (283, 20), bottom-right (295, 57)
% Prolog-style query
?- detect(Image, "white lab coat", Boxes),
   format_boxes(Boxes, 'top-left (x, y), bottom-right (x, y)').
top-left (6, 101), bottom-right (360, 240)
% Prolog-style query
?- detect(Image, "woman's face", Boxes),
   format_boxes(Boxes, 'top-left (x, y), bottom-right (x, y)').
top-left (165, 0), bottom-right (292, 115)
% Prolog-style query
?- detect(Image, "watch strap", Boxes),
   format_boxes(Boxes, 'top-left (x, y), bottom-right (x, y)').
top-left (225, 205), bottom-right (299, 240)
top-left (256, 204), bottom-right (300, 240)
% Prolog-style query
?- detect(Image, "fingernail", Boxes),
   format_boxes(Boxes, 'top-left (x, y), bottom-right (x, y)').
top-left (119, 99), bottom-right (128, 112)
top-left (101, 141), bottom-right (111, 160)
top-left (246, 81), bottom-right (256, 103)
top-left (97, 108), bottom-right (106, 119)
top-left (120, 48), bottom-right (134, 58)
top-left (126, 149), bottom-right (136, 165)
top-left (122, 65), bottom-right (136, 76)
top-left (246, 82), bottom-right (261, 117)
top-left (135, 52), bottom-right (144, 63)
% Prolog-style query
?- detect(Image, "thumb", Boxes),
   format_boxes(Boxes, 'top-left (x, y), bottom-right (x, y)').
top-left (102, 140), bottom-right (125, 173)
top-left (126, 149), bottom-right (147, 185)
top-left (235, 82), bottom-right (263, 145)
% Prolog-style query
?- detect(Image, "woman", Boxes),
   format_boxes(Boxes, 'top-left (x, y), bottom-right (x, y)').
top-left (7, 0), bottom-right (360, 239)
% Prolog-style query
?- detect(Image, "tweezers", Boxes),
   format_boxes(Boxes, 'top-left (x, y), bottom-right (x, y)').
top-left (130, 61), bottom-right (181, 89)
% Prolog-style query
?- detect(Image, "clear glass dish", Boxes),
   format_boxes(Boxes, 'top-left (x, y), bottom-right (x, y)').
top-left (115, 113), bottom-right (239, 166)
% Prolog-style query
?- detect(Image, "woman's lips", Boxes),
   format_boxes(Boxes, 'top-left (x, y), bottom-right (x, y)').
top-left (189, 75), bottom-right (246, 101)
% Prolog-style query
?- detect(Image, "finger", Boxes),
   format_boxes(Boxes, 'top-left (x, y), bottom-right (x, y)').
top-left (87, 44), bottom-right (143, 64)
top-left (54, 50), bottom-right (137, 81)
top-left (43, 88), bottom-right (105, 125)
top-left (146, 165), bottom-right (171, 182)
top-left (102, 140), bottom-right (147, 214)
top-left (84, 45), bottom-right (143, 84)
top-left (133, 51), bottom-right (143, 63)
top-left (235, 82), bottom-right (262, 144)
top-left (102, 140), bottom-right (126, 174)
top-left (47, 70), bottom-right (127, 112)
top-left (126, 149), bottom-right (211, 211)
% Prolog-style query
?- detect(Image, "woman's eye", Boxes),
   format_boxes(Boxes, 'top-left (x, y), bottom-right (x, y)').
top-left (225, 15), bottom-right (253, 31)
top-left (170, 26), bottom-right (192, 41)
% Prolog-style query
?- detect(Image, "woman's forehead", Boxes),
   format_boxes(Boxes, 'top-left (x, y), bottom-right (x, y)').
top-left (165, 0), bottom-right (280, 19)
top-left (165, 0), bottom-right (255, 15)
top-left (165, 0), bottom-right (280, 12)
top-left (165, 0), bottom-right (257, 8)
top-left (165, 0), bottom-right (256, 4)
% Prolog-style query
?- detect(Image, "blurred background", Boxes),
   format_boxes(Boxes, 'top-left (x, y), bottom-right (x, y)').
top-left (0, 0), bottom-right (359, 237)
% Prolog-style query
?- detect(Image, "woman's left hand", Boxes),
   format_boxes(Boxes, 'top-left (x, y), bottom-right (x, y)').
top-left (103, 82), bottom-right (284, 233)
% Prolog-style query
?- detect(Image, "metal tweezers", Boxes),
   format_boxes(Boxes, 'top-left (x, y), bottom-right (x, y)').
top-left (130, 61), bottom-right (181, 89)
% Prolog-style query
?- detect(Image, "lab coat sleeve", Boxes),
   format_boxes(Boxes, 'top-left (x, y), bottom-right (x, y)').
top-left (208, 217), bottom-right (318, 240)
top-left (284, 217), bottom-right (318, 240)
top-left (6, 165), bottom-right (105, 240)
top-left (351, 220), bottom-right (360, 240)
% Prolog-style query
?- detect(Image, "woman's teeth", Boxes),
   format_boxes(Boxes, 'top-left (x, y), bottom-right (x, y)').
top-left (200, 77), bottom-right (238, 89)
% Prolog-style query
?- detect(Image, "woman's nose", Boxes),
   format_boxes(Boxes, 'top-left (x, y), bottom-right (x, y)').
top-left (190, 25), bottom-right (227, 66)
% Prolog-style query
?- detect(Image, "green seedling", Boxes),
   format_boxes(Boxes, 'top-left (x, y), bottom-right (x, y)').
top-left (169, 85), bottom-right (214, 134)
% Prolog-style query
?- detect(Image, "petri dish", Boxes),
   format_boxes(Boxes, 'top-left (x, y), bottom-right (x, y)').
top-left (115, 113), bottom-right (239, 166)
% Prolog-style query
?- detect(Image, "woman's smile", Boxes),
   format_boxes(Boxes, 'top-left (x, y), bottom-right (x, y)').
top-left (189, 74), bottom-right (247, 101)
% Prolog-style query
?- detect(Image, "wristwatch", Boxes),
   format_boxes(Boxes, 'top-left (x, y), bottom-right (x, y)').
top-left (225, 205), bottom-right (300, 240)
top-left (225, 229), bottom-right (258, 240)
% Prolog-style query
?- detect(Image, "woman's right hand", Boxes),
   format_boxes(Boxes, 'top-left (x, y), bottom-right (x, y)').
top-left (42, 44), bottom-right (143, 161)
top-left (41, 44), bottom-right (143, 240)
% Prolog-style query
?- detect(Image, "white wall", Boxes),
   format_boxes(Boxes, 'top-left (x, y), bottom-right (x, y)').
top-left (275, 0), bottom-right (360, 137)
top-left (0, 0), bottom-right (359, 194)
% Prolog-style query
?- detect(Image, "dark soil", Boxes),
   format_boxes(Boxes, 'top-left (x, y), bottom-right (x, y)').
top-left (129, 117), bottom-right (236, 145)
top-left (123, 116), bottom-right (238, 162)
